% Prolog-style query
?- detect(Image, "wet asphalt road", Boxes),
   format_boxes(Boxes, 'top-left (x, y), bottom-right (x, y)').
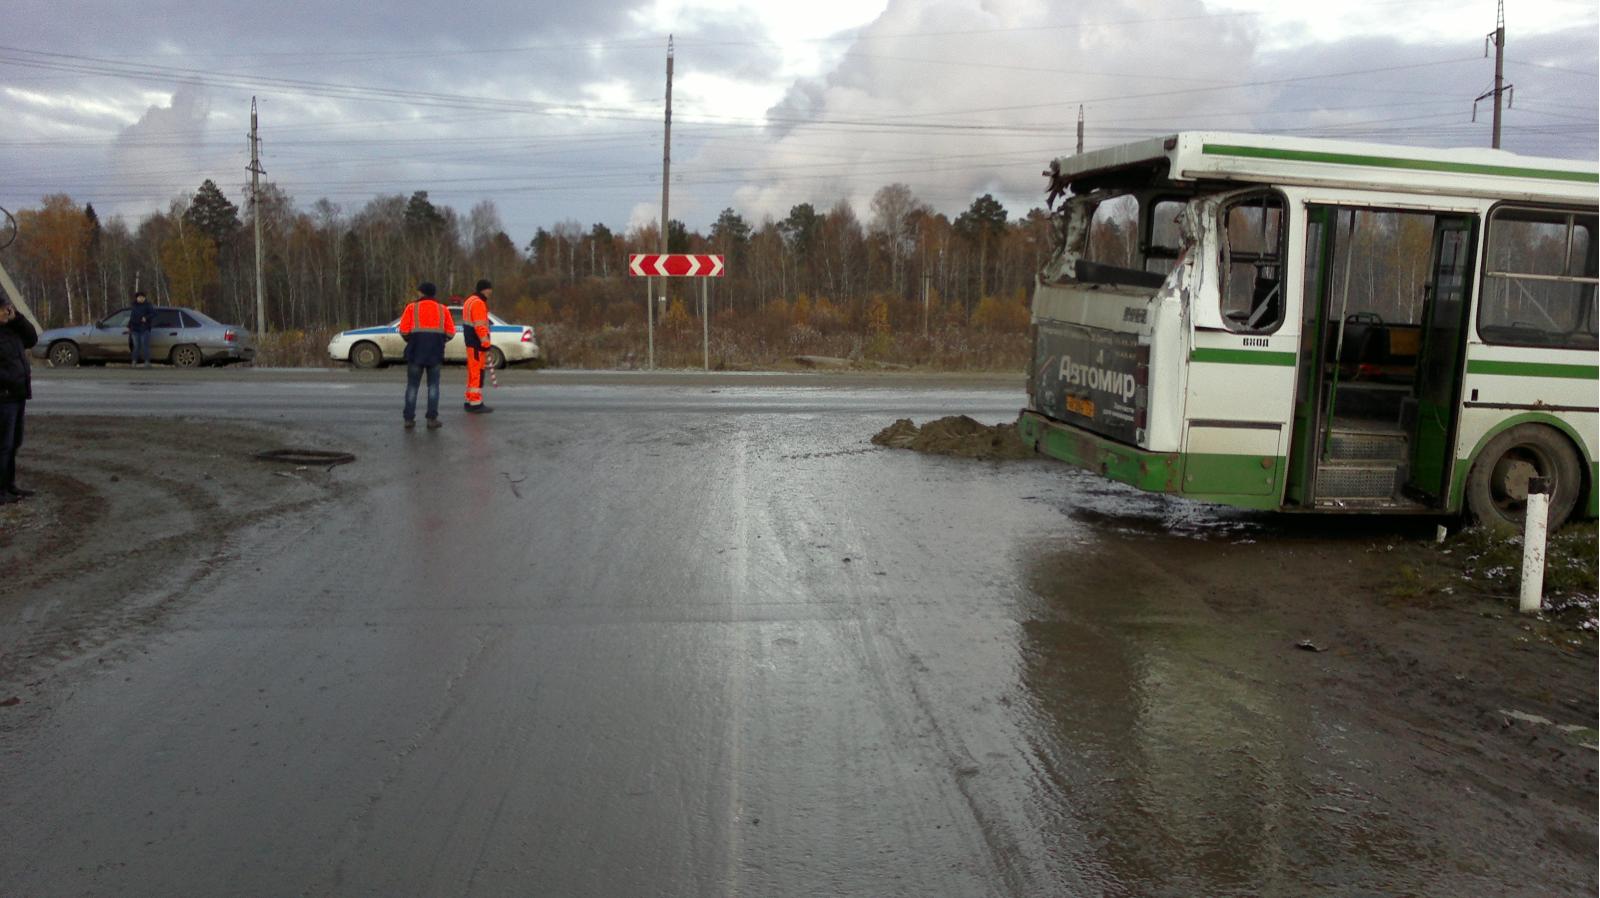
top-left (0, 370), bottom-right (1587, 896)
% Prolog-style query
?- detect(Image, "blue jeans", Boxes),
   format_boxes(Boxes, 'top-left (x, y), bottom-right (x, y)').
top-left (0, 401), bottom-right (23, 492)
top-left (130, 330), bottom-right (151, 364)
top-left (403, 363), bottom-right (441, 421)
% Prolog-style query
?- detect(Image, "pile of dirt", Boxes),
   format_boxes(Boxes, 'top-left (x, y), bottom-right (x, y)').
top-left (872, 415), bottom-right (1035, 460)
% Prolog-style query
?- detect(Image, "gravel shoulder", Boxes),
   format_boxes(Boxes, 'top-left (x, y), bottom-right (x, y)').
top-left (0, 415), bottom-right (358, 684)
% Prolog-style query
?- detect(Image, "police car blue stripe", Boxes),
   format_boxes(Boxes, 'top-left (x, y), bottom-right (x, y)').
top-left (341, 324), bottom-right (527, 337)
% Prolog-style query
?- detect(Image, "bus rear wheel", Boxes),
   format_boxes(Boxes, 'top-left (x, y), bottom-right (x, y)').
top-left (1465, 424), bottom-right (1582, 532)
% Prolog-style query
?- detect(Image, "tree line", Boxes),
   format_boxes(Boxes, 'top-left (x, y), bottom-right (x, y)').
top-left (0, 180), bottom-right (1058, 339)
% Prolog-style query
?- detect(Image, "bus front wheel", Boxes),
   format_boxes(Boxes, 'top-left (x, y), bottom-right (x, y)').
top-left (1465, 424), bottom-right (1582, 532)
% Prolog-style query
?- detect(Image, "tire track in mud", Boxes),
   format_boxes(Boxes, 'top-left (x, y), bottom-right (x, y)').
top-left (747, 443), bottom-right (1047, 898)
top-left (0, 416), bottom-right (358, 687)
top-left (313, 627), bottom-right (506, 896)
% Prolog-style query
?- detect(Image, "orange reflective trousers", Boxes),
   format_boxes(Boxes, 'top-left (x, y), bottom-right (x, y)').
top-left (462, 295), bottom-right (490, 406)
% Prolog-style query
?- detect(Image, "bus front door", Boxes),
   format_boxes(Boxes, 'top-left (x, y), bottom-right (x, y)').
top-left (1285, 206), bottom-right (1335, 507)
top-left (1406, 216), bottom-right (1476, 501)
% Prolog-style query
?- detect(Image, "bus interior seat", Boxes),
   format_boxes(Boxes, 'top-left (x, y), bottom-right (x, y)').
top-left (1327, 315), bottom-right (1420, 384)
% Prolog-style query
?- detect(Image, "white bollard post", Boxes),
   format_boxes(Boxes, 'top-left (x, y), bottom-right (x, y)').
top-left (1519, 477), bottom-right (1550, 614)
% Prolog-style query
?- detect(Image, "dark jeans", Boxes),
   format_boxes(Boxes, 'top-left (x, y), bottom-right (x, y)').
top-left (130, 330), bottom-right (151, 364)
top-left (0, 400), bottom-right (23, 492)
top-left (403, 363), bottom-right (441, 421)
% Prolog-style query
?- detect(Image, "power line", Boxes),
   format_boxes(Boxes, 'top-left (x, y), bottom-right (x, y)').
top-left (0, 46), bottom-right (1500, 136)
top-left (1505, 58), bottom-right (1598, 77)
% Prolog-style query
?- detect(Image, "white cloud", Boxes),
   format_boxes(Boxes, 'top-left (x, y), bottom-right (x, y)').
top-left (2, 88), bottom-right (140, 124)
top-left (113, 83), bottom-right (216, 201)
top-left (1207, 0), bottom-right (1597, 50)
top-left (709, 0), bottom-right (1263, 223)
top-left (628, 201), bottom-right (661, 233)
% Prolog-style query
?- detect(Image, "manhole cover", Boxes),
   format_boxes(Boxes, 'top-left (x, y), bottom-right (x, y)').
top-left (255, 449), bottom-right (356, 466)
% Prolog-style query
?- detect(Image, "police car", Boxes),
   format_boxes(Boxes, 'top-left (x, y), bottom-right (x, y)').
top-left (327, 305), bottom-right (541, 369)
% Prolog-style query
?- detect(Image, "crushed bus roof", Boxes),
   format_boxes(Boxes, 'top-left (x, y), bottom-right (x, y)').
top-left (1050, 132), bottom-right (1598, 204)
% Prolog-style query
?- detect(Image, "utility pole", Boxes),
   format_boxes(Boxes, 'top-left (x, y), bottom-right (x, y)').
top-left (1474, 0), bottom-right (1513, 149)
top-left (661, 36), bottom-right (673, 255)
top-left (647, 36), bottom-right (673, 370)
top-left (1076, 105), bottom-right (1084, 155)
top-left (248, 97), bottom-right (266, 336)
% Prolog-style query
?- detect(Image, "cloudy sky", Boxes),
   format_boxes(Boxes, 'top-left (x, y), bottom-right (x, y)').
top-left (2, 0), bottom-right (1594, 243)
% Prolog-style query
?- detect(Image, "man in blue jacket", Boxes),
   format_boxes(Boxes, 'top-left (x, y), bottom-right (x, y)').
top-left (397, 282), bottom-right (455, 429)
top-left (0, 296), bottom-right (39, 503)
top-left (128, 290), bottom-right (155, 367)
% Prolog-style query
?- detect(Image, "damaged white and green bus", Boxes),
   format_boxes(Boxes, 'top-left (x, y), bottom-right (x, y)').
top-left (1018, 133), bottom-right (1598, 528)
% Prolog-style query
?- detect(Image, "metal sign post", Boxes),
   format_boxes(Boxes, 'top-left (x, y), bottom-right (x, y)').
top-left (628, 254), bottom-right (725, 370)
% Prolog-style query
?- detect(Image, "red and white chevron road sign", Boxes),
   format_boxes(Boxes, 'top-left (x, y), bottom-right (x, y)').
top-left (628, 253), bottom-right (726, 278)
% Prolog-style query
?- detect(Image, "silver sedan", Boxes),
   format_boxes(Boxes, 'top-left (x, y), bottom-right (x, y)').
top-left (326, 306), bottom-right (541, 369)
top-left (34, 306), bottom-right (256, 367)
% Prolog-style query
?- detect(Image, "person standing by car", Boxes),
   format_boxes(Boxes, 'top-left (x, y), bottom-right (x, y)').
top-left (462, 279), bottom-right (494, 414)
top-left (398, 281), bottom-right (455, 429)
top-left (129, 290), bottom-right (155, 367)
top-left (0, 296), bottom-right (38, 503)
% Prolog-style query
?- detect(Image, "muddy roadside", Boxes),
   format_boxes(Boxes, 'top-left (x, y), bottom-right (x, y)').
top-left (1025, 515), bottom-right (1597, 894)
top-left (0, 415), bottom-right (364, 685)
top-left (882, 415), bottom-right (1597, 891)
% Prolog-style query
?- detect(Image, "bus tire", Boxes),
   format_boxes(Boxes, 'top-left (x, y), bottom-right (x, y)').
top-left (1464, 424), bottom-right (1582, 532)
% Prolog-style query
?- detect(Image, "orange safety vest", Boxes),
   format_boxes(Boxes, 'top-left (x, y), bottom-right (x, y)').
top-left (462, 294), bottom-right (491, 350)
top-left (399, 298), bottom-right (453, 335)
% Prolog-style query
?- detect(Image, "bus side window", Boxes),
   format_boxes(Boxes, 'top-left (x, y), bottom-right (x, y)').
top-left (1086, 195), bottom-right (1140, 268)
top-left (1479, 208), bottom-right (1599, 350)
top-left (1220, 196), bottom-right (1286, 334)
top-left (1145, 198), bottom-right (1185, 277)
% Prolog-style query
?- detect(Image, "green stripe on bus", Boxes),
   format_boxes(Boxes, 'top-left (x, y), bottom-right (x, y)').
top-left (1201, 143), bottom-right (1599, 184)
top-left (1466, 359), bottom-right (1599, 379)
top-left (1189, 348), bottom-right (1297, 366)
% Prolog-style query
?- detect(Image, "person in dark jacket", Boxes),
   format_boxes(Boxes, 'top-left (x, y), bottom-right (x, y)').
top-left (128, 290), bottom-right (155, 367)
top-left (0, 295), bottom-right (39, 503)
top-left (397, 281), bottom-right (455, 429)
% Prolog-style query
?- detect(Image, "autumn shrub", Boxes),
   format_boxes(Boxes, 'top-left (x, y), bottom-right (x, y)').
top-left (810, 297), bottom-right (849, 334)
top-left (866, 297), bottom-right (891, 335)
top-left (971, 292), bottom-right (1031, 332)
top-left (663, 298), bottom-right (693, 333)
top-left (255, 328), bottom-right (334, 368)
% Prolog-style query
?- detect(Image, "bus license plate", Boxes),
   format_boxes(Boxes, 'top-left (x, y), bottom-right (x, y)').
top-left (1066, 395), bottom-right (1095, 417)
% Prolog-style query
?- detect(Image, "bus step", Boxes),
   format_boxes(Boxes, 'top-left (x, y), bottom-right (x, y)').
top-left (1317, 462), bottom-right (1400, 500)
top-left (1326, 428), bottom-right (1408, 462)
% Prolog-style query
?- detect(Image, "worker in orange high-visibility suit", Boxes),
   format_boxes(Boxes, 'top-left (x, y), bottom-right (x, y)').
top-left (462, 279), bottom-right (494, 414)
top-left (398, 281), bottom-right (456, 429)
